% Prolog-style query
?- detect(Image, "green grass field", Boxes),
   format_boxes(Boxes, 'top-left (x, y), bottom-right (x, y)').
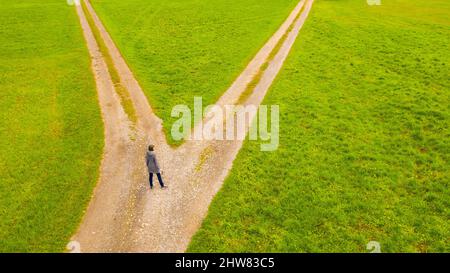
top-left (188, 0), bottom-right (450, 252)
top-left (90, 0), bottom-right (299, 144)
top-left (0, 0), bottom-right (103, 252)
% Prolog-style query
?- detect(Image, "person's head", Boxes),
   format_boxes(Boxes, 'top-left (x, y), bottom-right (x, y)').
top-left (148, 145), bottom-right (154, 151)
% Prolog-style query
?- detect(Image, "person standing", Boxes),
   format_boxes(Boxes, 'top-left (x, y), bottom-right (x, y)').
top-left (145, 145), bottom-right (166, 189)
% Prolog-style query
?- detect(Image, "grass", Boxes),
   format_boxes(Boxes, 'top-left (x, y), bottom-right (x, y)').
top-left (81, 0), bottom-right (137, 125)
top-left (0, 0), bottom-right (103, 252)
top-left (90, 0), bottom-right (299, 144)
top-left (195, 145), bottom-right (215, 173)
top-left (188, 0), bottom-right (450, 252)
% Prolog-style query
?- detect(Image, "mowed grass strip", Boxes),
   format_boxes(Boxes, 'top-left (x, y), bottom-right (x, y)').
top-left (188, 0), bottom-right (449, 252)
top-left (236, 2), bottom-right (305, 105)
top-left (81, 0), bottom-right (137, 124)
top-left (0, 0), bottom-right (103, 252)
top-left (90, 0), bottom-right (299, 144)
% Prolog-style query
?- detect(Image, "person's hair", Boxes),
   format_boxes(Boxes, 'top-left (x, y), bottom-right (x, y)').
top-left (148, 145), bottom-right (154, 151)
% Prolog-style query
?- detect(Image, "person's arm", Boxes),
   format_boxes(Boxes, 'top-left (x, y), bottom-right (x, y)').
top-left (153, 156), bottom-right (160, 172)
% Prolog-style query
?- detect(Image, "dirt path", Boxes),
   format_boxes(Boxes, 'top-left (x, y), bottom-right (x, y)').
top-left (71, 0), bottom-right (314, 252)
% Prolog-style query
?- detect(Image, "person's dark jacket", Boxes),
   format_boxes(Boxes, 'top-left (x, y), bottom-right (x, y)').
top-left (146, 151), bottom-right (161, 173)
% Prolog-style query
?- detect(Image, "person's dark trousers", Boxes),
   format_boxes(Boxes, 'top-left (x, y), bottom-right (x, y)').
top-left (149, 173), bottom-right (165, 188)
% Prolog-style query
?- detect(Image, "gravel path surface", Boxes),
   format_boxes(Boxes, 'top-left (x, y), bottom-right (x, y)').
top-left (71, 0), bottom-right (314, 252)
